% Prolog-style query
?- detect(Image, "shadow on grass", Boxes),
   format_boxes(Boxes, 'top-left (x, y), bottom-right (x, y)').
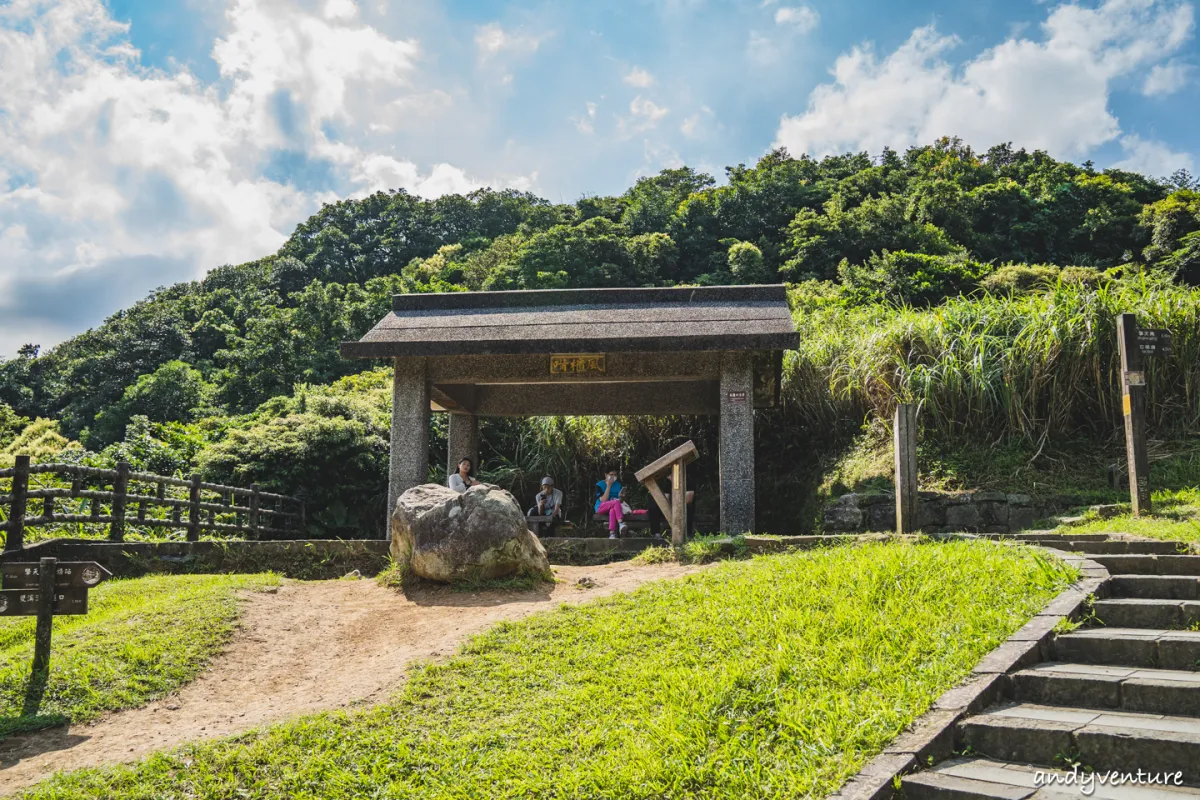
top-left (0, 670), bottom-right (74, 752)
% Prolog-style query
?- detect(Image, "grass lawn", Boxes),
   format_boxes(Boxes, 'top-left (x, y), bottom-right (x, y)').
top-left (0, 573), bottom-right (279, 738)
top-left (1051, 487), bottom-right (1200, 550)
top-left (23, 540), bottom-right (1076, 800)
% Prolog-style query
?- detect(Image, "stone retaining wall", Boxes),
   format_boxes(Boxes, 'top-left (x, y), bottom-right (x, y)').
top-left (824, 491), bottom-right (1041, 534)
top-left (0, 538), bottom-right (391, 579)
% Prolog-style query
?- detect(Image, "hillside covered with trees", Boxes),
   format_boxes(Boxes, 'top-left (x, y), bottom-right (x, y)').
top-left (2, 138), bottom-right (1198, 536)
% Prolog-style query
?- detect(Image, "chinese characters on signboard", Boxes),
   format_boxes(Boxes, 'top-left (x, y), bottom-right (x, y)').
top-left (549, 354), bottom-right (606, 376)
top-left (1136, 329), bottom-right (1173, 357)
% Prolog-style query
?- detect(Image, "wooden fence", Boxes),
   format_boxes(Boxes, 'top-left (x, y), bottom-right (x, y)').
top-left (0, 455), bottom-right (305, 552)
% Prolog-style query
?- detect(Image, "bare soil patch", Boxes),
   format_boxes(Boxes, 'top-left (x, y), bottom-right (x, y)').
top-left (0, 561), bottom-right (705, 794)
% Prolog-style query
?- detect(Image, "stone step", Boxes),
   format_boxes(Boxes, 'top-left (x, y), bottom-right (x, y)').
top-left (996, 532), bottom-right (1111, 543)
top-left (1053, 628), bottom-right (1200, 670)
top-left (903, 755), bottom-right (1200, 799)
top-left (1012, 662), bottom-right (1200, 716)
top-left (1111, 575), bottom-right (1200, 600)
top-left (1039, 539), bottom-right (1183, 555)
top-left (1091, 598), bottom-right (1200, 629)
top-left (1086, 555), bottom-right (1200, 576)
top-left (959, 703), bottom-right (1200, 784)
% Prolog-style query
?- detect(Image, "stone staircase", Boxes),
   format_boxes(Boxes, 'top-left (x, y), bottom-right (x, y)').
top-left (903, 533), bottom-right (1200, 799)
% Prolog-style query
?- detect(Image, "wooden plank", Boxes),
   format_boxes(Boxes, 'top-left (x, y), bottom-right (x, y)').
top-left (671, 462), bottom-right (687, 547)
top-left (643, 477), bottom-right (672, 521)
top-left (635, 441), bottom-right (699, 484)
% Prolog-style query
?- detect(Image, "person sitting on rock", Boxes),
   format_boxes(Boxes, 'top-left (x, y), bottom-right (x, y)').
top-left (448, 457), bottom-right (478, 494)
top-left (528, 476), bottom-right (564, 534)
top-left (595, 467), bottom-right (627, 539)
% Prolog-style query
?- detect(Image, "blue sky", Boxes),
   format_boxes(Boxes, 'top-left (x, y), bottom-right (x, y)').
top-left (0, 0), bottom-right (1197, 355)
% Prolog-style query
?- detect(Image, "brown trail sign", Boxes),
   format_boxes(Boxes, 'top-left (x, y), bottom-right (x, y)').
top-left (1, 557), bottom-right (110, 676)
top-left (1116, 314), bottom-right (1173, 517)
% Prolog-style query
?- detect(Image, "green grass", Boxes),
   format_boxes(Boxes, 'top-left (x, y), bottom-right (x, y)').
top-left (0, 573), bottom-right (279, 738)
top-left (23, 540), bottom-right (1075, 799)
top-left (1051, 487), bottom-right (1200, 550)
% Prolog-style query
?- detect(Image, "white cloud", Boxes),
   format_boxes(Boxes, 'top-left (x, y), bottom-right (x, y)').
top-left (774, 6), bottom-right (819, 33)
top-left (1113, 134), bottom-right (1195, 176)
top-left (624, 66), bottom-right (655, 87)
top-left (0, 0), bottom-right (529, 356)
top-left (474, 22), bottom-right (547, 59)
top-left (680, 105), bottom-right (715, 139)
top-left (1143, 61), bottom-right (1189, 95)
top-left (322, 0), bottom-right (359, 21)
top-left (573, 101), bottom-right (598, 134)
top-left (774, 0), bottom-right (1196, 162)
top-left (747, 31), bottom-right (779, 66)
top-left (618, 95), bottom-right (669, 137)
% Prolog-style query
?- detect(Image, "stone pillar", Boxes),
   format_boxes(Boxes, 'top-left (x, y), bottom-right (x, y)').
top-left (388, 357), bottom-right (429, 531)
top-left (719, 351), bottom-right (755, 535)
top-left (446, 412), bottom-right (480, 479)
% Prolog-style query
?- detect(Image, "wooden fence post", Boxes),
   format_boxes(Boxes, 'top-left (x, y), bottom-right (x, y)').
top-left (4, 455), bottom-right (30, 552)
top-left (1117, 313), bottom-right (1151, 516)
top-left (894, 403), bottom-right (919, 535)
top-left (109, 461), bottom-right (130, 542)
top-left (31, 556), bottom-right (55, 676)
top-left (249, 485), bottom-right (260, 539)
top-left (187, 474), bottom-right (202, 542)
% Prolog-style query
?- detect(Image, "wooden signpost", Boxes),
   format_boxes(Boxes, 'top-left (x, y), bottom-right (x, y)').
top-left (1116, 314), bottom-right (1173, 517)
top-left (894, 403), bottom-right (918, 535)
top-left (0, 557), bottom-right (110, 674)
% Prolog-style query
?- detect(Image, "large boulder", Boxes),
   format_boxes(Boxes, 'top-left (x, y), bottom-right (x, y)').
top-left (391, 483), bottom-right (552, 583)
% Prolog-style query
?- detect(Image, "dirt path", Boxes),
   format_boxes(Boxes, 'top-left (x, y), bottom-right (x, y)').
top-left (0, 561), bottom-right (705, 795)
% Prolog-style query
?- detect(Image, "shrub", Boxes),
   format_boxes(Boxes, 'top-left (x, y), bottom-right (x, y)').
top-left (198, 413), bottom-right (388, 538)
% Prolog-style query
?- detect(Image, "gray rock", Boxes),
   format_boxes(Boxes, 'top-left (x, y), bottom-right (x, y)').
top-left (865, 502), bottom-right (896, 532)
top-left (824, 498), bottom-right (863, 532)
top-left (973, 491), bottom-right (1008, 503)
top-left (946, 503), bottom-right (981, 531)
top-left (1008, 506), bottom-right (1038, 531)
top-left (391, 483), bottom-right (552, 583)
top-left (977, 501), bottom-right (1009, 527)
top-left (1006, 493), bottom-right (1032, 506)
top-left (917, 498), bottom-right (946, 529)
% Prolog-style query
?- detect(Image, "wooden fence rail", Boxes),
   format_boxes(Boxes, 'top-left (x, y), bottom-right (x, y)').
top-left (0, 456), bottom-right (306, 552)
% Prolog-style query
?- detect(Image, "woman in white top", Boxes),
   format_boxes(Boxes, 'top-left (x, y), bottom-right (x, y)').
top-left (448, 457), bottom-right (477, 493)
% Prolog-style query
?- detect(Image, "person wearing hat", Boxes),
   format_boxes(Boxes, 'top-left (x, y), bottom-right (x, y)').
top-left (528, 476), bottom-right (564, 535)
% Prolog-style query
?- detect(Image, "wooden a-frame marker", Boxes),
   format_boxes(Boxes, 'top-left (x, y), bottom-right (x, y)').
top-left (635, 440), bottom-right (699, 546)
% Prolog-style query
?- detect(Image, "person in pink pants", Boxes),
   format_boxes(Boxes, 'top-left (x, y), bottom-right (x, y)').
top-left (594, 468), bottom-right (627, 538)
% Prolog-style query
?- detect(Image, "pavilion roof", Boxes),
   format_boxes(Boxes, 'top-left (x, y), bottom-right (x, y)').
top-left (341, 284), bottom-right (799, 358)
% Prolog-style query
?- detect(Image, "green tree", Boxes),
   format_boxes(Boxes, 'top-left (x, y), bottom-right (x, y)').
top-left (90, 361), bottom-right (215, 446)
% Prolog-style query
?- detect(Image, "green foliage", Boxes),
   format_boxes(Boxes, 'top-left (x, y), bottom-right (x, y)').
top-left (1141, 189), bottom-right (1200, 283)
top-left (200, 413), bottom-right (388, 538)
top-left (787, 276), bottom-right (1200, 442)
top-left (22, 541), bottom-right (1073, 799)
top-left (838, 250), bottom-right (987, 305)
top-left (0, 418), bottom-right (81, 468)
top-left (0, 403), bottom-right (28, 449)
top-left (89, 360), bottom-right (214, 447)
top-left (0, 573), bottom-right (278, 738)
top-left (980, 263), bottom-right (1105, 294)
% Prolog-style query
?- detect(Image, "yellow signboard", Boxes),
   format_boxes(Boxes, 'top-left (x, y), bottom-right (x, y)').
top-left (550, 354), bottom-right (606, 376)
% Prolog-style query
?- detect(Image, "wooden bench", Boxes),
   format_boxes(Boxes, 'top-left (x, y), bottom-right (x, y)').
top-left (591, 512), bottom-right (654, 535)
